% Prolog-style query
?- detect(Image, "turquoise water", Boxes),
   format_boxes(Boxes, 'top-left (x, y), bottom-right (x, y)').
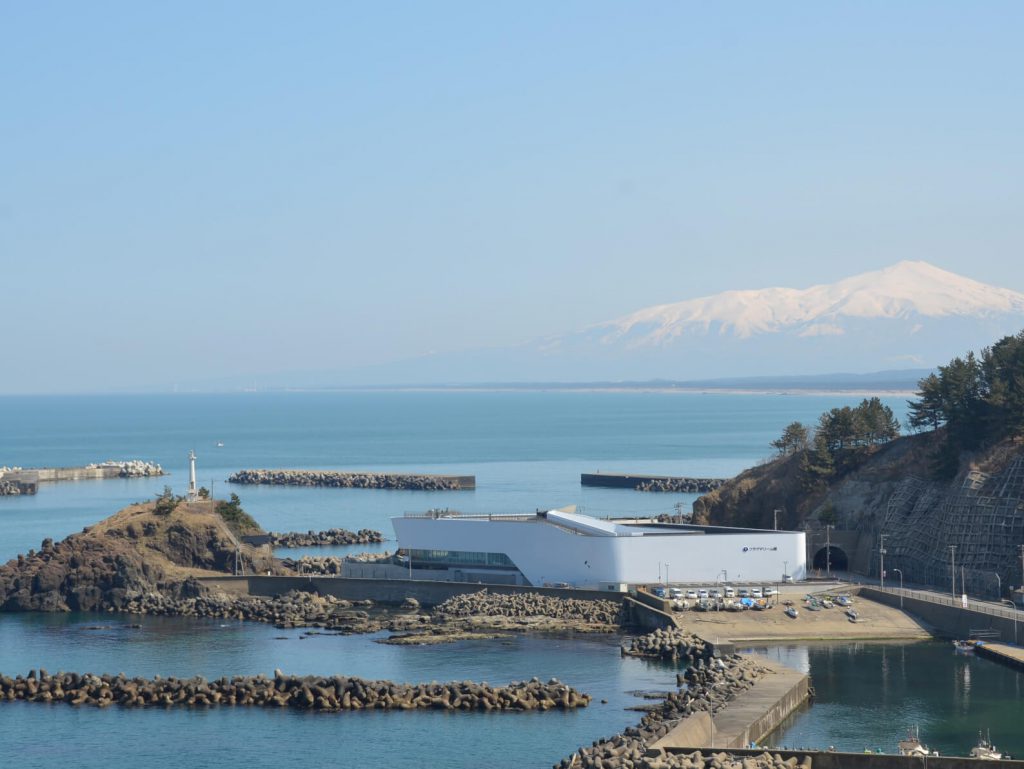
top-left (761, 642), bottom-right (1024, 758)
top-left (0, 391), bottom-right (934, 768)
top-left (0, 391), bottom-right (909, 560)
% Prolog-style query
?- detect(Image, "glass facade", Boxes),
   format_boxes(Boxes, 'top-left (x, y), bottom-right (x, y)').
top-left (409, 549), bottom-right (515, 568)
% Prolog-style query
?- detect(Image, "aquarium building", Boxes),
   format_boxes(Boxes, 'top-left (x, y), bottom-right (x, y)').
top-left (389, 508), bottom-right (806, 588)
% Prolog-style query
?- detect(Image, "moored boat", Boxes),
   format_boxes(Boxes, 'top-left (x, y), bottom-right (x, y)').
top-left (953, 639), bottom-right (976, 654)
top-left (970, 730), bottom-right (1007, 760)
top-left (898, 726), bottom-right (937, 757)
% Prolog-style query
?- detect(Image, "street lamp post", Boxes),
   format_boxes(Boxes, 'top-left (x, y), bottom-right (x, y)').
top-left (879, 534), bottom-right (887, 589)
top-left (949, 545), bottom-right (957, 599)
top-left (773, 508), bottom-right (782, 531)
top-left (783, 560), bottom-right (789, 582)
top-left (1001, 600), bottom-right (1018, 645)
top-left (893, 568), bottom-right (904, 609)
top-left (825, 524), bottom-right (834, 579)
top-left (665, 563), bottom-right (670, 586)
top-left (995, 572), bottom-right (1002, 600)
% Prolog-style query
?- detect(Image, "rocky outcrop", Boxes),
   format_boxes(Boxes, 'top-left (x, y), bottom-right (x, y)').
top-left (0, 500), bottom-right (279, 613)
top-left (556, 629), bottom-right (771, 769)
top-left (268, 528), bottom-right (384, 547)
top-left (0, 669), bottom-right (589, 712)
top-left (229, 469), bottom-right (472, 491)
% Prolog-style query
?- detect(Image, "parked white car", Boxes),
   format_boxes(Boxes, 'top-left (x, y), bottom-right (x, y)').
top-left (698, 589), bottom-right (709, 599)
top-left (762, 587), bottom-right (776, 597)
top-left (737, 588), bottom-right (750, 598)
top-left (723, 586), bottom-right (736, 598)
top-left (685, 590), bottom-right (698, 599)
top-left (751, 587), bottom-right (763, 598)
top-left (669, 587), bottom-right (684, 599)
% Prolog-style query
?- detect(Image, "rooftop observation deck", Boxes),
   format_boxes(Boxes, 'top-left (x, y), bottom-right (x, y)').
top-left (400, 508), bottom-right (791, 539)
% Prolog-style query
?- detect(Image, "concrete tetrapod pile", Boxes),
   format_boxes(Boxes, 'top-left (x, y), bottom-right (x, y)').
top-left (623, 627), bottom-right (717, 663)
top-left (229, 469), bottom-right (466, 491)
top-left (268, 528), bottom-right (384, 547)
top-left (0, 669), bottom-right (590, 712)
top-left (555, 628), bottom-right (771, 769)
top-left (435, 589), bottom-right (625, 626)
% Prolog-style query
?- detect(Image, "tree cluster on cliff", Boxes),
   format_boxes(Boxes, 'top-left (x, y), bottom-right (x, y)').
top-left (769, 397), bottom-right (900, 491)
top-left (907, 329), bottom-right (1024, 476)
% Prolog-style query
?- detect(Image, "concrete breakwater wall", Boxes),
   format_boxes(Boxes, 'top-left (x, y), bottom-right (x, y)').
top-left (0, 669), bottom-right (590, 712)
top-left (229, 469), bottom-right (475, 490)
top-left (268, 528), bottom-right (384, 547)
top-left (857, 587), bottom-right (1019, 641)
top-left (581, 473), bottom-right (727, 493)
top-left (1, 461), bottom-right (163, 495)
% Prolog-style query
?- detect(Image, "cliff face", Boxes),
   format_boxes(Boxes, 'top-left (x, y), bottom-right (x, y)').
top-left (0, 500), bottom-right (280, 612)
top-left (694, 433), bottom-right (1024, 595)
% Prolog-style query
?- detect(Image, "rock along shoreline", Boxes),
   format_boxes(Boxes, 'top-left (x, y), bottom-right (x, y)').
top-left (228, 469), bottom-right (474, 490)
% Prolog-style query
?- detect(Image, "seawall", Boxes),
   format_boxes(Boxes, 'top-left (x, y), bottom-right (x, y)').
top-left (858, 587), bottom-right (1021, 642)
top-left (581, 473), bottom-right (726, 493)
top-left (196, 574), bottom-right (621, 607)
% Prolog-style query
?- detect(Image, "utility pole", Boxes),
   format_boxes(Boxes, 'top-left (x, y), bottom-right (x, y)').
top-left (961, 565), bottom-right (966, 597)
top-left (879, 534), bottom-right (887, 589)
top-left (825, 524), bottom-right (834, 579)
top-left (949, 545), bottom-right (957, 599)
top-left (893, 568), bottom-right (904, 609)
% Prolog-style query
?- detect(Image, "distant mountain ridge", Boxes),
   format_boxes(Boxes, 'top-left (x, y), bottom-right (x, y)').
top-left (165, 261), bottom-right (1024, 391)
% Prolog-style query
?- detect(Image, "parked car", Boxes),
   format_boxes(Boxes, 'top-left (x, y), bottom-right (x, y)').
top-left (737, 588), bottom-right (750, 598)
top-left (669, 587), bottom-right (684, 599)
top-left (709, 589), bottom-right (721, 598)
top-left (762, 587), bottom-right (776, 597)
top-left (782, 574), bottom-right (794, 583)
top-left (751, 587), bottom-right (763, 598)
top-left (685, 590), bottom-right (698, 599)
top-left (723, 586), bottom-right (736, 598)
top-left (652, 586), bottom-right (667, 598)
top-left (698, 589), bottom-right (709, 599)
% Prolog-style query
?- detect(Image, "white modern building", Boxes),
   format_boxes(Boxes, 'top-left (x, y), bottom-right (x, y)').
top-left (388, 507), bottom-right (806, 589)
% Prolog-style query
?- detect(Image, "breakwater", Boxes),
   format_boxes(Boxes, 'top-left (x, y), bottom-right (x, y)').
top-left (556, 628), bottom-right (773, 769)
top-left (229, 469), bottom-right (475, 490)
top-left (268, 528), bottom-right (384, 547)
top-left (581, 473), bottom-right (727, 493)
top-left (0, 460), bottom-right (164, 496)
top-left (0, 669), bottom-right (589, 712)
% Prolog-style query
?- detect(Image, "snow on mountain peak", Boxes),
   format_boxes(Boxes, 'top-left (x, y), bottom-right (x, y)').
top-left (595, 261), bottom-right (1024, 346)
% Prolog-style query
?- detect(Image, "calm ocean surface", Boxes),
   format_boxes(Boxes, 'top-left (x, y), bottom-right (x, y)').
top-left (11, 391), bottom-right (1016, 769)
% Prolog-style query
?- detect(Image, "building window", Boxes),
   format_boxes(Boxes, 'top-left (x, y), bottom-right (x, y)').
top-left (409, 549), bottom-right (514, 568)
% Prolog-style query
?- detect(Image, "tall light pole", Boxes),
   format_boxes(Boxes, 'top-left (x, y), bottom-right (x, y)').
top-left (1001, 599), bottom-right (1018, 645)
top-left (773, 508), bottom-right (782, 531)
top-left (665, 563), bottom-right (670, 586)
top-left (949, 545), bottom-right (957, 599)
top-left (783, 560), bottom-right (789, 582)
top-left (995, 572), bottom-right (1002, 600)
top-left (893, 568), bottom-right (904, 609)
top-left (879, 534), bottom-right (887, 589)
top-left (825, 524), bottom-right (834, 579)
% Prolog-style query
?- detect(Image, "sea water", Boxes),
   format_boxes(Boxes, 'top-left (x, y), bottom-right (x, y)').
top-left (0, 390), bottom-right (936, 768)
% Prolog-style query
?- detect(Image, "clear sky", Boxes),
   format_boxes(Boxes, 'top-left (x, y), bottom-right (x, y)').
top-left (2, 2), bottom-right (1022, 393)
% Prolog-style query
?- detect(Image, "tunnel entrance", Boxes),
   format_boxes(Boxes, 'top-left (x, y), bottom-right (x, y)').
top-left (813, 546), bottom-right (848, 572)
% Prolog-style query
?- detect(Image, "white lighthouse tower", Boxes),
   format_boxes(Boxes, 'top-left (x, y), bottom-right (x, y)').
top-left (187, 449), bottom-right (198, 502)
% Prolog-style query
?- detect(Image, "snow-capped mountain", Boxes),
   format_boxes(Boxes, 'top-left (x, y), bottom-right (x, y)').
top-left (588, 261), bottom-right (1024, 347)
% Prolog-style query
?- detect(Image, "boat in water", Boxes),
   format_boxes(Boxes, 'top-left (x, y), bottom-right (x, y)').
top-left (953, 639), bottom-right (976, 654)
top-left (970, 730), bottom-right (1008, 760)
top-left (898, 727), bottom-right (938, 757)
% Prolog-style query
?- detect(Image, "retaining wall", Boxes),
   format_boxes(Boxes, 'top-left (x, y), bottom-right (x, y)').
top-left (858, 587), bottom-right (1020, 641)
top-left (197, 575), bottom-right (624, 608)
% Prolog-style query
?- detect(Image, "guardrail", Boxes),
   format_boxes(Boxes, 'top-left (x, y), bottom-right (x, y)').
top-left (867, 585), bottom-right (1024, 622)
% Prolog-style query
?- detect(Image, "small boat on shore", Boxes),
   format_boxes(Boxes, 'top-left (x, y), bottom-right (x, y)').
top-left (784, 606), bottom-right (798, 619)
top-left (898, 726), bottom-right (937, 757)
top-left (970, 730), bottom-right (1008, 760)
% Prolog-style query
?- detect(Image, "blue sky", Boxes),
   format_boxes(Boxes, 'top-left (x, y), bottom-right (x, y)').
top-left (2, 2), bottom-right (1022, 392)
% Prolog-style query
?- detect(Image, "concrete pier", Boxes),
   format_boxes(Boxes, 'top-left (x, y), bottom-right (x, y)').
top-left (974, 642), bottom-right (1024, 671)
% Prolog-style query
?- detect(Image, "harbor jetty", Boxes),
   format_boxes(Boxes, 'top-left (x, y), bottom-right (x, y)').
top-left (229, 469), bottom-right (475, 490)
top-left (0, 669), bottom-right (590, 712)
top-left (581, 472), bottom-right (727, 493)
top-left (0, 460), bottom-right (164, 496)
